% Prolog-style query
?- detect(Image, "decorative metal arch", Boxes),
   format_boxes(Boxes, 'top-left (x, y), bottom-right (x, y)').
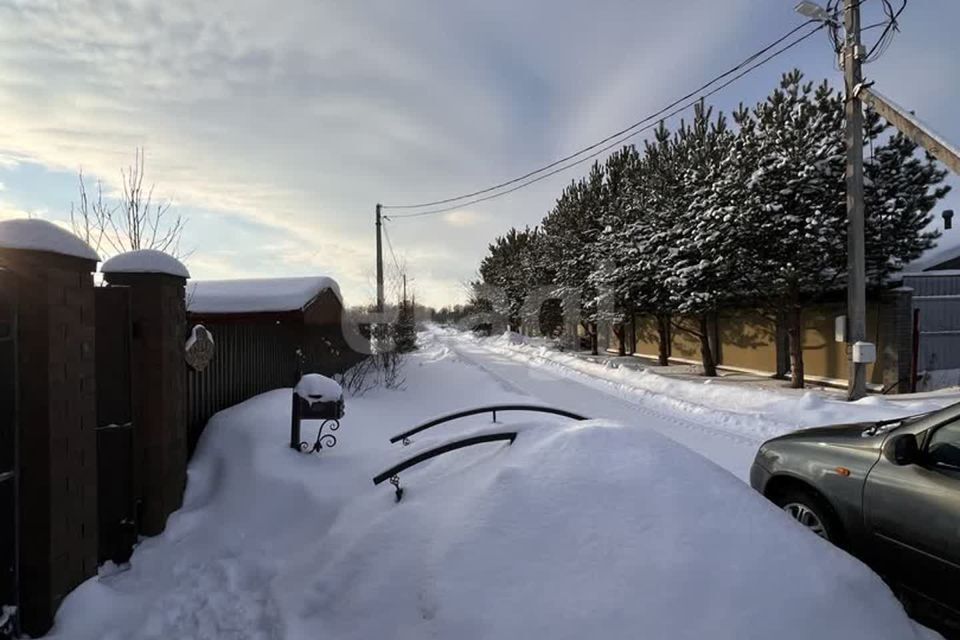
top-left (373, 432), bottom-right (518, 501)
top-left (389, 404), bottom-right (587, 446)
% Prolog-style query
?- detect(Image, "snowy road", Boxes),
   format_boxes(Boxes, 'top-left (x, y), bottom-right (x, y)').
top-left (432, 330), bottom-right (763, 479)
top-left (427, 327), bottom-right (952, 481)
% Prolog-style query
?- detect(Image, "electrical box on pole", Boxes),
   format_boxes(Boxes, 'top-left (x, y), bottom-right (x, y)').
top-left (835, 315), bottom-right (847, 343)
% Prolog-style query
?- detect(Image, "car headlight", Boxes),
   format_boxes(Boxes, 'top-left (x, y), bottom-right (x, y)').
top-left (755, 445), bottom-right (781, 469)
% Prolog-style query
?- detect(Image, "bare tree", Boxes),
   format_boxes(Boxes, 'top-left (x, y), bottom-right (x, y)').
top-left (70, 170), bottom-right (110, 252)
top-left (71, 148), bottom-right (187, 259)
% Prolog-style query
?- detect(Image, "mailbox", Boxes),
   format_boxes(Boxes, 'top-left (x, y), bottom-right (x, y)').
top-left (290, 374), bottom-right (344, 453)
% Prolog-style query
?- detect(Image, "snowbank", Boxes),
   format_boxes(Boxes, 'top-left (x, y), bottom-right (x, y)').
top-left (297, 420), bottom-right (924, 640)
top-left (43, 335), bottom-right (937, 640)
top-left (101, 249), bottom-right (190, 278)
top-left (187, 276), bottom-right (341, 314)
top-left (295, 373), bottom-right (342, 403)
top-left (0, 218), bottom-right (99, 261)
top-left (454, 327), bottom-right (950, 436)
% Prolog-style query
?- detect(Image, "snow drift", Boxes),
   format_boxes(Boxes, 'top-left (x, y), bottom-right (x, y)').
top-left (292, 419), bottom-right (925, 640)
top-left (45, 334), bottom-right (938, 639)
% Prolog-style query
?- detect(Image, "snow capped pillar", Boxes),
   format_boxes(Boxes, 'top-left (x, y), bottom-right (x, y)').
top-left (0, 219), bottom-right (99, 636)
top-left (102, 250), bottom-right (189, 536)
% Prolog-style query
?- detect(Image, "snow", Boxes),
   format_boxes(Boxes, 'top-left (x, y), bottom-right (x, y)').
top-left (101, 249), bottom-right (190, 278)
top-left (43, 328), bottom-right (945, 639)
top-left (425, 326), bottom-right (951, 480)
top-left (294, 373), bottom-right (342, 404)
top-left (310, 421), bottom-right (925, 640)
top-left (187, 276), bottom-right (341, 314)
top-left (0, 218), bottom-right (99, 261)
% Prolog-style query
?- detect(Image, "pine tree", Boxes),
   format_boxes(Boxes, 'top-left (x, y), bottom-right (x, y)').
top-left (663, 101), bottom-right (738, 377)
top-left (736, 70), bottom-right (847, 388)
top-left (864, 128), bottom-right (949, 286)
top-left (472, 68), bottom-right (952, 384)
top-left (591, 146), bottom-right (640, 356)
top-left (478, 227), bottom-right (537, 332)
top-left (541, 166), bottom-right (606, 354)
top-left (394, 297), bottom-right (417, 353)
top-left (635, 122), bottom-right (686, 365)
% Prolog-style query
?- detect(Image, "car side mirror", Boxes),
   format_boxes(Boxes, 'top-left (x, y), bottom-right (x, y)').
top-left (888, 433), bottom-right (921, 466)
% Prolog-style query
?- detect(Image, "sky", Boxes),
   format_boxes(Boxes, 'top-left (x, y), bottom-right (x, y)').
top-left (0, 0), bottom-right (957, 307)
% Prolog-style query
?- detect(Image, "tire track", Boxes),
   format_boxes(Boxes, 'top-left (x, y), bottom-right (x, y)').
top-left (439, 333), bottom-right (767, 449)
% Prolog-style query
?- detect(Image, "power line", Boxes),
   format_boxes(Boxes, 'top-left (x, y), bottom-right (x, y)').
top-left (381, 19), bottom-right (820, 213)
top-left (864, 0), bottom-right (907, 62)
top-left (385, 22), bottom-right (826, 220)
top-left (381, 221), bottom-right (402, 274)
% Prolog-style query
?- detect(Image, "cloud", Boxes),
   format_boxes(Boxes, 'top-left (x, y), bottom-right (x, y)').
top-left (0, 199), bottom-right (42, 221)
top-left (442, 210), bottom-right (485, 227)
top-left (0, 0), bottom-right (955, 305)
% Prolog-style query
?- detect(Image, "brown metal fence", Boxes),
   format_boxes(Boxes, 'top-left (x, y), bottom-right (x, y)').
top-left (186, 323), bottom-right (299, 451)
top-left (185, 322), bottom-right (367, 452)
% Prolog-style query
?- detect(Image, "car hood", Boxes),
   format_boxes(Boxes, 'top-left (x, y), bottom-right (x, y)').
top-left (766, 422), bottom-right (887, 451)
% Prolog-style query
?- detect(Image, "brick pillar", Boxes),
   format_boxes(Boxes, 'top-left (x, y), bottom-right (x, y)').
top-left (102, 271), bottom-right (186, 536)
top-left (0, 247), bottom-right (98, 636)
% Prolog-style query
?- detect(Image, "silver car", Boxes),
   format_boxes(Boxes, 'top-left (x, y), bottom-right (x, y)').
top-left (750, 402), bottom-right (960, 626)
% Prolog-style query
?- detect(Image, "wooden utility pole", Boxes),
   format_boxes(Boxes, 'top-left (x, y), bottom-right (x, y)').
top-left (376, 203), bottom-right (384, 313)
top-left (844, 0), bottom-right (868, 400)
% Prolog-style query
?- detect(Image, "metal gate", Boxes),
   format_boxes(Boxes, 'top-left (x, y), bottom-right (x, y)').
top-left (94, 286), bottom-right (137, 566)
top-left (0, 269), bottom-right (18, 638)
top-left (903, 273), bottom-right (960, 388)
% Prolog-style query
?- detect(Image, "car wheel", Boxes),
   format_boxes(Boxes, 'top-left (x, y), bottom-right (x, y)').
top-left (774, 488), bottom-right (842, 544)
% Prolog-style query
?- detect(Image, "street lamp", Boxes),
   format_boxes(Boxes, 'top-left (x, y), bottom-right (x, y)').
top-left (795, 1), bottom-right (836, 24)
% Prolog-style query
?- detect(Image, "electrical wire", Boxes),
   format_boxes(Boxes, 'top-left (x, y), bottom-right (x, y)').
top-left (381, 221), bottom-right (402, 275)
top-left (381, 19), bottom-right (820, 213)
top-left (385, 22), bottom-right (826, 220)
top-left (865, 0), bottom-right (907, 63)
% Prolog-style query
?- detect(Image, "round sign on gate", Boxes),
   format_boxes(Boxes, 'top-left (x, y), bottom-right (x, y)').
top-left (185, 324), bottom-right (215, 372)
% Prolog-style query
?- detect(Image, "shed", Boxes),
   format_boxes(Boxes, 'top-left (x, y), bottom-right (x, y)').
top-left (187, 276), bottom-right (342, 323)
top-left (184, 276), bottom-right (365, 449)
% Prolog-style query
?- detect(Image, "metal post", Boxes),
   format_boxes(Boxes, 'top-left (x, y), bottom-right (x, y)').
top-left (911, 308), bottom-right (920, 393)
top-left (290, 393), bottom-right (301, 450)
top-left (844, 0), bottom-right (867, 400)
top-left (376, 204), bottom-right (384, 313)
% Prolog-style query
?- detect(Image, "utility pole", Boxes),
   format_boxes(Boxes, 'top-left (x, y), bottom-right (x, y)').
top-left (402, 272), bottom-right (407, 307)
top-left (844, 0), bottom-right (868, 400)
top-left (376, 203), bottom-right (384, 313)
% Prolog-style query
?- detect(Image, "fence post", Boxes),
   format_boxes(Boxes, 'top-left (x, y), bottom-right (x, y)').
top-left (0, 222), bottom-right (98, 637)
top-left (102, 255), bottom-right (188, 536)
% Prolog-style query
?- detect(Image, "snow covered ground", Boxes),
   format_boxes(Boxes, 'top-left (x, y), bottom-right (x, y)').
top-left (44, 327), bottom-right (951, 639)
top-left (428, 326), bottom-right (954, 480)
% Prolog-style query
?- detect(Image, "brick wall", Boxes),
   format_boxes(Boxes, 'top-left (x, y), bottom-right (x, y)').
top-left (613, 292), bottom-right (915, 391)
top-left (104, 273), bottom-right (187, 536)
top-left (0, 249), bottom-right (98, 636)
